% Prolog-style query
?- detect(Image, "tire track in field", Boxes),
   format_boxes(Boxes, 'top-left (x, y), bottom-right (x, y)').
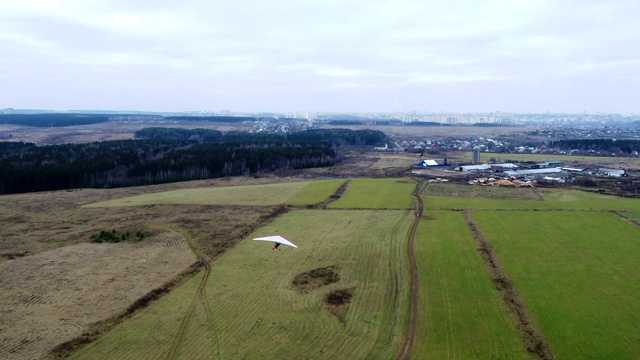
top-left (156, 225), bottom-right (219, 360)
top-left (394, 179), bottom-right (424, 360)
top-left (463, 211), bottom-right (555, 360)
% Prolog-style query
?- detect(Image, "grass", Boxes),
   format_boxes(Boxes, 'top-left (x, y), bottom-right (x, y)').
top-left (70, 209), bottom-right (413, 359)
top-left (203, 209), bottom-right (412, 359)
top-left (471, 211), bottom-right (640, 359)
top-left (329, 178), bottom-right (416, 209)
top-left (285, 179), bottom-right (346, 205)
top-left (413, 210), bottom-right (530, 359)
top-left (83, 182), bottom-right (311, 207)
top-left (423, 185), bottom-right (640, 211)
top-left (622, 212), bottom-right (640, 222)
top-left (69, 270), bottom-right (206, 360)
top-left (463, 152), bottom-right (639, 164)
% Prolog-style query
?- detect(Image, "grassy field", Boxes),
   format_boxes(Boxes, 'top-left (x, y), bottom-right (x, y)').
top-left (414, 210), bottom-right (531, 359)
top-left (71, 209), bottom-right (413, 359)
top-left (205, 209), bottom-right (412, 359)
top-left (471, 211), bottom-right (640, 359)
top-left (83, 182), bottom-right (311, 207)
top-left (426, 183), bottom-right (542, 201)
top-left (621, 211), bottom-right (640, 222)
top-left (462, 151), bottom-right (640, 165)
top-left (285, 179), bottom-right (345, 205)
top-left (329, 178), bottom-right (416, 209)
top-left (423, 184), bottom-right (640, 211)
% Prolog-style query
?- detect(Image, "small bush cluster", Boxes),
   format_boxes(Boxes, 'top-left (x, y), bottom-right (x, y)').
top-left (91, 229), bottom-right (145, 243)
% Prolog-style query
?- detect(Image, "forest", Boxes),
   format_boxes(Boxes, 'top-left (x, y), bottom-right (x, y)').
top-left (0, 128), bottom-right (385, 194)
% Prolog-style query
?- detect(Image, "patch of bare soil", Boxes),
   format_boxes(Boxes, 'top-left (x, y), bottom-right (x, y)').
top-left (463, 211), bottom-right (555, 360)
top-left (324, 287), bottom-right (355, 322)
top-left (292, 266), bottom-right (339, 294)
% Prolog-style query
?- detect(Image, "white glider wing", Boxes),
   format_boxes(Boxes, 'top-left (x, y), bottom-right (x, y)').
top-left (253, 235), bottom-right (298, 248)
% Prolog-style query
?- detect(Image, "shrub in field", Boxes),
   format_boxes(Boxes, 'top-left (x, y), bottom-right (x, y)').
top-left (90, 230), bottom-right (143, 243)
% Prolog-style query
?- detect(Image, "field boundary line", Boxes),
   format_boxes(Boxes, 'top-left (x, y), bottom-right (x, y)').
top-left (613, 211), bottom-right (640, 228)
top-left (463, 211), bottom-right (555, 360)
top-left (153, 224), bottom-right (219, 360)
top-left (394, 178), bottom-right (423, 360)
top-left (318, 179), bottom-right (351, 208)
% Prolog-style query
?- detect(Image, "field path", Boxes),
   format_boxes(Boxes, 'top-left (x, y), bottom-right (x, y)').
top-left (463, 211), bottom-right (555, 360)
top-left (394, 179), bottom-right (424, 360)
top-left (153, 224), bottom-right (219, 360)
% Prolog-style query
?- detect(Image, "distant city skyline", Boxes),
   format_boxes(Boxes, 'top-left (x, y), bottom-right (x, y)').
top-left (1, 1), bottom-right (639, 114)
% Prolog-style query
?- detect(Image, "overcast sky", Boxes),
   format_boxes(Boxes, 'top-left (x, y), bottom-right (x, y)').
top-left (1, 0), bottom-right (638, 113)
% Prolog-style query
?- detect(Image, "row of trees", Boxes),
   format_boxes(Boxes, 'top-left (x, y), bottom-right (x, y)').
top-left (550, 139), bottom-right (640, 154)
top-left (0, 128), bottom-right (386, 194)
top-left (0, 114), bottom-right (109, 127)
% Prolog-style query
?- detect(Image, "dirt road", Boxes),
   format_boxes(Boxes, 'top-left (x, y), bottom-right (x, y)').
top-left (395, 179), bottom-right (424, 360)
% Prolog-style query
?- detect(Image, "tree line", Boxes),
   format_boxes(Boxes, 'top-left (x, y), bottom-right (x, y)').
top-left (550, 139), bottom-right (640, 154)
top-left (0, 114), bottom-right (109, 127)
top-left (0, 128), bottom-right (386, 194)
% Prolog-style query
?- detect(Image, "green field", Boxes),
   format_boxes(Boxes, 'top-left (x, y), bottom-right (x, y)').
top-left (414, 210), bottom-right (531, 359)
top-left (472, 211), bottom-right (640, 359)
top-left (329, 178), bottom-right (416, 209)
top-left (84, 182), bottom-right (312, 207)
top-left (71, 209), bottom-right (413, 359)
top-left (424, 185), bottom-right (640, 211)
top-left (285, 179), bottom-right (345, 205)
top-left (426, 183), bottom-right (542, 201)
top-left (463, 151), bottom-right (640, 164)
top-left (622, 211), bottom-right (640, 222)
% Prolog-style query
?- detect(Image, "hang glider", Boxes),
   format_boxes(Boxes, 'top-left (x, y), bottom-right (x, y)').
top-left (253, 235), bottom-right (298, 248)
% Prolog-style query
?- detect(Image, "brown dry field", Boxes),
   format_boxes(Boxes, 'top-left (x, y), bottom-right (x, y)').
top-left (0, 176), bottom-right (300, 360)
top-left (0, 121), bottom-right (253, 145)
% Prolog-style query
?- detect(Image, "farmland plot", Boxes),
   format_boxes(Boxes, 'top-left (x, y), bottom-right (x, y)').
top-left (69, 210), bottom-right (412, 359)
top-left (472, 211), bottom-right (640, 359)
top-left (329, 178), bottom-right (416, 209)
top-left (424, 185), bottom-right (640, 211)
top-left (79, 209), bottom-right (413, 359)
top-left (67, 271), bottom-right (206, 360)
top-left (0, 232), bottom-right (197, 360)
top-left (285, 179), bottom-right (346, 205)
top-left (84, 181), bottom-right (311, 207)
top-left (414, 211), bottom-right (531, 359)
top-left (204, 209), bottom-right (413, 359)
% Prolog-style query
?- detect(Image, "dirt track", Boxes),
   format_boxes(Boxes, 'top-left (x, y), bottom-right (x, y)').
top-left (395, 179), bottom-right (424, 360)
